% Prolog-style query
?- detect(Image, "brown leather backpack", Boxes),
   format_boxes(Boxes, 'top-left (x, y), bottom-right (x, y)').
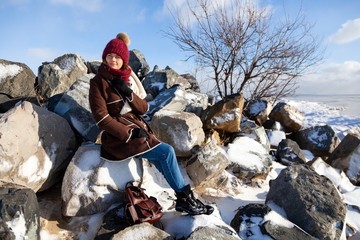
top-left (124, 182), bottom-right (163, 225)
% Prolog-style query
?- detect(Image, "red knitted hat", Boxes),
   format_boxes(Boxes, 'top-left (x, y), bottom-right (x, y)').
top-left (102, 32), bottom-right (131, 65)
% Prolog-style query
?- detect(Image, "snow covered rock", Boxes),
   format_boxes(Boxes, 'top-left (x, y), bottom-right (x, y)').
top-left (326, 128), bottom-right (360, 185)
top-left (202, 93), bottom-right (244, 133)
top-left (293, 125), bottom-right (341, 158)
top-left (181, 73), bottom-right (201, 93)
top-left (150, 109), bottom-right (205, 157)
top-left (227, 136), bottom-right (272, 181)
top-left (241, 126), bottom-right (271, 153)
top-left (184, 90), bottom-right (209, 117)
top-left (230, 204), bottom-right (315, 240)
top-left (186, 226), bottom-right (240, 240)
top-left (185, 140), bottom-right (229, 187)
top-left (37, 53), bottom-right (88, 99)
top-left (277, 139), bottom-right (307, 166)
top-left (53, 73), bottom-right (100, 142)
top-left (111, 222), bottom-right (173, 240)
top-left (267, 130), bottom-right (286, 149)
top-left (0, 59), bottom-right (36, 98)
top-left (266, 165), bottom-right (347, 240)
top-left (129, 49), bottom-right (150, 81)
top-left (0, 188), bottom-right (40, 240)
top-left (147, 85), bottom-right (187, 116)
top-left (143, 65), bottom-right (191, 98)
top-left (269, 102), bottom-right (305, 132)
top-left (147, 85), bottom-right (209, 117)
top-left (61, 143), bottom-right (143, 217)
top-left (0, 101), bottom-right (78, 192)
top-left (244, 99), bottom-right (273, 126)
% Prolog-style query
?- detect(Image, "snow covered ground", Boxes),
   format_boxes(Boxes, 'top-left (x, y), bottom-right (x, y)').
top-left (39, 99), bottom-right (360, 240)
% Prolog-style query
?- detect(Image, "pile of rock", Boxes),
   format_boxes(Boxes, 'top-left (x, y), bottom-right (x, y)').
top-left (0, 50), bottom-right (359, 240)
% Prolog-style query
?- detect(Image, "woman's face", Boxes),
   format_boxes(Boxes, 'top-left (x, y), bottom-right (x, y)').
top-left (105, 53), bottom-right (123, 70)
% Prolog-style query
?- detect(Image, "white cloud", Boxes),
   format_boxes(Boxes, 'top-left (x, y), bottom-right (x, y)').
top-left (50, 0), bottom-right (102, 12)
top-left (297, 61), bottom-right (360, 94)
top-left (329, 18), bottom-right (360, 44)
top-left (27, 48), bottom-right (57, 60)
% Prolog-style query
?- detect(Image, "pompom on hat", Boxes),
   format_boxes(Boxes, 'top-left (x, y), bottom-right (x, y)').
top-left (102, 32), bottom-right (131, 65)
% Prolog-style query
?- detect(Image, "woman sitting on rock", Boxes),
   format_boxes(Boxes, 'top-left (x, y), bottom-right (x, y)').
top-left (88, 32), bottom-right (213, 215)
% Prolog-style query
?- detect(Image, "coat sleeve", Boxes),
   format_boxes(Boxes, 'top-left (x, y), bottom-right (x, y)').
top-left (89, 78), bottom-right (132, 142)
top-left (125, 93), bottom-right (149, 115)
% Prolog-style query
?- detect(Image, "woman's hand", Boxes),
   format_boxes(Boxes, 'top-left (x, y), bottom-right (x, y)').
top-left (131, 128), bottom-right (148, 139)
top-left (112, 78), bottom-right (132, 97)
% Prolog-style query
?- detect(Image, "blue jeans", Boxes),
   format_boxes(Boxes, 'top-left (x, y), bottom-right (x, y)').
top-left (138, 142), bottom-right (186, 192)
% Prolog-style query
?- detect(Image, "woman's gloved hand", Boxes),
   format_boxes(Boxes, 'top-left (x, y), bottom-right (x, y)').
top-left (131, 128), bottom-right (148, 139)
top-left (112, 78), bottom-right (132, 97)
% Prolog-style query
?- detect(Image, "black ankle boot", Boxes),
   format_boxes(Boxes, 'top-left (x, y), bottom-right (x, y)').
top-left (175, 185), bottom-right (214, 215)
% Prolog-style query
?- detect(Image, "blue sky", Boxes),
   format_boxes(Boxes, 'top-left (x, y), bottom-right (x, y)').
top-left (1, 0), bottom-right (359, 95)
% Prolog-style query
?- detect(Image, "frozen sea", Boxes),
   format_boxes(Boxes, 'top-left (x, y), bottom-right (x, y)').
top-left (284, 94), bottom-right (360, 140)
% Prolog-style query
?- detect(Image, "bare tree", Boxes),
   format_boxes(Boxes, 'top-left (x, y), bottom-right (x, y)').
top-left (163, 0), bottom-right (324, 101)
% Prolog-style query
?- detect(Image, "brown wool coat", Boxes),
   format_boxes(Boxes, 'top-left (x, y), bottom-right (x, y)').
top-left (89, 64), bottom-right (161, 160)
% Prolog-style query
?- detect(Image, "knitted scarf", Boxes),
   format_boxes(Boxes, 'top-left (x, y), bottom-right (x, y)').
top-left (105, 65), bottom-right (131, 83)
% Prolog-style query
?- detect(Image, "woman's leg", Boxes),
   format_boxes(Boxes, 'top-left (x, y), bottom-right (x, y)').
top-left (139, 142), bottom-right (186, 192)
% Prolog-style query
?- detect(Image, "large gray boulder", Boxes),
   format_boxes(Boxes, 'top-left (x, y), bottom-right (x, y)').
top-left (266, 165), bottom-right (347, 240)
top-left (111, 222), bottom-right (173, 240)
top-left (53, 73), bottom-right (100, 142)
top-left (277, 139), bottom-right (307, 166)
top-left (230, 204), bottom-right (316, 240)
top-left (185, 140), bottom-right (229, 187)
top-left (61, 144), bottom-right (143, 216)
top-left (0, 101), bottom-right (78, 192)
top-left (37, 53), bottom-right (88, 99)
top-left (150, 109), bottom-right (205, 157)
top-left (0, 59), bottom-right (36, 98)
top-left (0, 188), bottom-right (40, 240)
top-left (129, 49), bottom-right (150, 81)
top-left (143, 65), bottom-right (191, 97)
top-left (186, 226), bottom-right (239, 240)
top-left (227, 136), bottom-right (272, 181)
top-left (326, 127), bottom-right (360, 185)
top-left (293, 125), bottom-right (340, 158)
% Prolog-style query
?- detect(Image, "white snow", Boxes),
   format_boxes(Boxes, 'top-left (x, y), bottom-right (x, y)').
top-left (5, 211), bottom-right (27, 240)
top-left (347, 146), bottom-right (360, 182)
top-left (227, 136), bottom-right (268, 171)
top-left (267, 130), bottom-right (286, 148)
top-left (211, 108), bottom-right (240, 127)
top-left (0, 63), bottom-right (23, 82)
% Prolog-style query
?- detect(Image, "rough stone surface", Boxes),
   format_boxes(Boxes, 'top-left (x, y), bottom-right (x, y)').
top-left (129, 49), bottom-right (150, 81)
top-left (228, 136), bottom-right (272, 181)
top-left (326, 128), bottom-right (360, 185)
top-left (266, 165), bottom-right (347, 240)
top-left (111, 222), bottom-right (173, 240)
top-left (185, 140), bottom-right (229, 187)
top-left (0, 59), bottom-right (36, 98)
top-left (269, 102), bottom-right (304, 132)
top-left (244, 99), bottom-right (273, 126)
top-left (277, 139), bottom-right (307, 166)
top-left (293, 125), bottom-right (341, 158)
top-left (61, 143), bottom-right (142, 217)
top-left (143, 65), bottom-right (191, 98)
top-left (230, 204), bottom-right (316, 240)
top-left (186, 226), bottom-right (239, 240)
top-left (147, 85), bottom-right (187, 116)
top-left (37, 53), bottom-right (88, 99)
top-left (53, 73), bottom-right (100, 142)
top-left (0, 101), bottom-right (78, 192)
top-left (150, 110), bottom-right (205, 157)
top-left (0, 188), bottom-right (40, 240)
top-left (202, 93), bottom-right (244, 133)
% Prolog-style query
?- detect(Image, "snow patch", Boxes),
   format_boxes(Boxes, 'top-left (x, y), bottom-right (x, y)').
top-left (0, 63), bottom-right (23, 83)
